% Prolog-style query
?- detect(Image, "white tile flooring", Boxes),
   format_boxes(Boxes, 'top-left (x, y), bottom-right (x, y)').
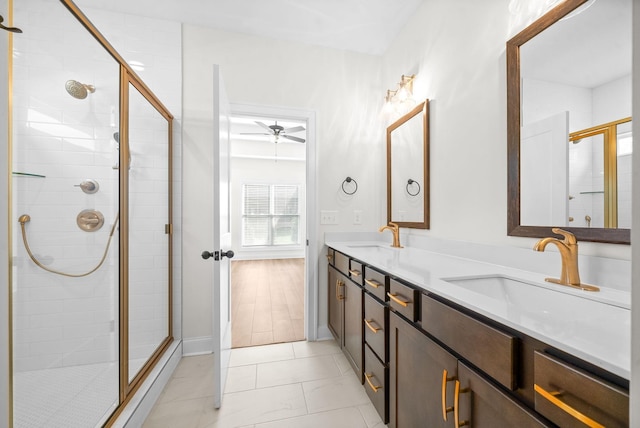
top-left (143, 340), bottom-right (385, 428)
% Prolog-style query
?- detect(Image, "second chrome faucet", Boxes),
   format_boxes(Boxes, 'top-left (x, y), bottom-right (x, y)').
top-left (379, 222), bottom-right (403, 248)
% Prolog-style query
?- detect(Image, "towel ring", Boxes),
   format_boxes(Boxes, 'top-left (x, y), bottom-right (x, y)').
top-left (406, 179), bottom-right (421, 196)
top-left (342, 177), bottom-right (358, 195)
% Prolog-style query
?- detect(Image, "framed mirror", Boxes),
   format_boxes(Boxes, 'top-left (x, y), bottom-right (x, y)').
top-left (507, 0), bottom-right (631, 244)
top-left (387, 99), bottom-right (429, 229)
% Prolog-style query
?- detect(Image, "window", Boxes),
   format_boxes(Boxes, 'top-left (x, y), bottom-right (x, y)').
top-left (242, 184), bottom-right (300, 246)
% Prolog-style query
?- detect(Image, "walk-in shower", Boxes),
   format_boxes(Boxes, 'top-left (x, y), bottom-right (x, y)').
top-left (9, 0), bottom-right (174, 426)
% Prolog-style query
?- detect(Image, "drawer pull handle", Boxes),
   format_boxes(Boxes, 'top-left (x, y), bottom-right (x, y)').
top-left (534, 384), bottom-right (605, 428)
top-left (336, 280), bottom-right (345, 300)
top-left (365, 278), bottom-right (381, 288)
top-left (365, 373), bottom-right (382, 393)
top-left (364, 318), bottom-right (381, 333)
top-left (454, 380), bottom-right (470, 427)
top-left (388, 292), bottom-right (410, 307)
top-left (326, 254), bottom-right (333, 262)
top-left (441, 369), bottom-right (456, 421)
top-left (349, 269), bottom-right (361, 277)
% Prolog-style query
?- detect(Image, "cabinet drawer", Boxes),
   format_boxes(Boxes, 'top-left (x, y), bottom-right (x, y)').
top-left (364, 344), bottom-right (387, 423)
top-left (333, 251), bottom-right (349, 276)
top-left (364, 293), bottom-right (387, 362)
top-left (534, 351), bottom-right (629, 428)
top-left (457, 362), bottom-right (551, 427)
top-left (349, 260), bottom-right (364, 286)
top-left (421, 294), bottom-right (517, 390)
top-left (388, 279), bottom-right (417, 322)
top-left (364, 266), bottom-right (387, 301)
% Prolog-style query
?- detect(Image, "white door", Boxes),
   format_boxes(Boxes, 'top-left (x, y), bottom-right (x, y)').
top-left (202, 64), bottom-right (233, 409)
top-left (521, 111), bottom-right (569, 226)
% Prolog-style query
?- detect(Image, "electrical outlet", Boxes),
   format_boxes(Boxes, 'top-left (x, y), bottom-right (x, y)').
top-left (320, 210), bottom-right (338, 225)
top-left (353, 210), bottom-right (362, 225)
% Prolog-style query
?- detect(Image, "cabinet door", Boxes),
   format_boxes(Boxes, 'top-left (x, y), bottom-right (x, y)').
top-left (456, 362), bottom-right (552, 428)
top-left (327, 266), bottom-right (344, 345)
top-left (389, 312), bottom-right (457, 428)
top-left (343, 277), bottom-right (363, 380)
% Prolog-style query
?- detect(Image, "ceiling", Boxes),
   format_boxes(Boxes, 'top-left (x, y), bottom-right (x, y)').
top-left (78, 0), bottom-right (425, 55)
top-left (522, 0), bottom-right (631, 88)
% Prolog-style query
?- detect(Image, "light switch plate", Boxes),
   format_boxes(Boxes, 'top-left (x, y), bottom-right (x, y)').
top-left (320, 210), bottom-right (338, 225)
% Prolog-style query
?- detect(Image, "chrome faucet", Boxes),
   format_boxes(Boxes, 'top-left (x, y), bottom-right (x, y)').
top-left (379, 222), bottom-right (403, 248)
top-left (533, 228), bottom-right (599, 292)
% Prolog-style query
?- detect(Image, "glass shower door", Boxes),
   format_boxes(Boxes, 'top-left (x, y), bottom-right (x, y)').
top-left (11, 0), bottom-right (120, 425)
top-left (126, 80), bottom-right (172, 384)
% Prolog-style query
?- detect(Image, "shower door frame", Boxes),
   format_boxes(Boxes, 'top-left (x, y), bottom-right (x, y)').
top-left (6, 0), bottom-right (176, 426)
top-left (61, 0), bottom-right (176, 423)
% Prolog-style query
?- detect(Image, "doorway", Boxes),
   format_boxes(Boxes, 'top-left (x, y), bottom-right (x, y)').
top-left (229, 105), bottom-right (316, 347)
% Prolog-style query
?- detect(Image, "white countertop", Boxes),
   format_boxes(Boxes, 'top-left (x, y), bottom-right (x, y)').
top-left (326, 240), bottom-right (631, 380)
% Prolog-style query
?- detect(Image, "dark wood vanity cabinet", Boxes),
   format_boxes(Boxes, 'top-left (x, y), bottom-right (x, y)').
top-left (326, 247), bottom-right (629, 427)
top-left (327, 265), bottom-right (344, 346)
top-left (389, 311), bottom-right (550, 428)
top-left (327, 251), bottom-right (363, 382)
top-left (362, 274), bottom-right (390, 423)
top-left (389, 311), bottom-right (457, 428)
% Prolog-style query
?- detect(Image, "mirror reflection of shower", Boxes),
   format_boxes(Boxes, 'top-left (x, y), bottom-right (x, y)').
top-left (65, 79), bottom-right (95, 99)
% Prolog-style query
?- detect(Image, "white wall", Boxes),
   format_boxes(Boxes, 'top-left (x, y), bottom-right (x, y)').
top-left (182, 26), bottom-right (383, 343)
top-left (381, 0), bottom-right (631, 261)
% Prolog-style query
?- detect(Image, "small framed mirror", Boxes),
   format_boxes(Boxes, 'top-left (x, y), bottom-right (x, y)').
top-left (387, 99), bottom-right (429, 229)
top-left (507, 0), bottom-right (631, 244)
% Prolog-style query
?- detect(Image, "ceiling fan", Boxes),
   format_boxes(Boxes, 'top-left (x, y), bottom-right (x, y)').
top-left (242, 121), bottom-right (306, 143)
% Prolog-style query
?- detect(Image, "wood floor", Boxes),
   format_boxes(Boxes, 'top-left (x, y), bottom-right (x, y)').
top-left (231, 258), bottom-right (305, 348)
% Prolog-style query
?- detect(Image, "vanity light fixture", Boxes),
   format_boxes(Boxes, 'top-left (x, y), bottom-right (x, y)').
top-left (383, 74), bottom-right (416, 114)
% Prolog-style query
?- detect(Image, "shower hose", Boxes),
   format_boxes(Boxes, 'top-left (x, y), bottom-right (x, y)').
top-left (18, 213), bottom-right (119, 278)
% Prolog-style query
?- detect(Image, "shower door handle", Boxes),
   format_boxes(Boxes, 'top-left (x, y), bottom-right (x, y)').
top-left (201, 250), bottom-right (235, 261)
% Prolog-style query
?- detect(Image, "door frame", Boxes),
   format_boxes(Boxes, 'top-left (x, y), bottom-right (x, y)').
top-left (230, 103), bottom-right (318, 341)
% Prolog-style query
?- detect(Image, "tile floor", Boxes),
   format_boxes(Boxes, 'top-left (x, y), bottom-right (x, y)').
top-left (143, 340), bottom-right (385, 428)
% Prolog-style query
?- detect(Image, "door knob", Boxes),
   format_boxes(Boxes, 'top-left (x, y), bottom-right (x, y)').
top-left (202, 250), bottom-right (235, 261)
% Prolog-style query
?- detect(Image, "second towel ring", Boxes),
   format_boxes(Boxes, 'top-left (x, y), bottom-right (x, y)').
top-left (342, 177), bottom-right (358, 195)
top-left (406, 179), bottom-right (421, 196)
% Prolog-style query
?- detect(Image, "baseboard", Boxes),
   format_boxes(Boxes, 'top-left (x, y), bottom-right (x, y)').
top-left (182, 336), bottom-right (213, 356)
top-left (112, 340), bottom-right (183, 428)
top-left (316, 325), bottom-right (333, 341)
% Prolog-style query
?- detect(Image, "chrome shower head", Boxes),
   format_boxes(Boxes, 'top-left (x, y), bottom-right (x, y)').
top-left (65, 80), bottom-right (95, 99)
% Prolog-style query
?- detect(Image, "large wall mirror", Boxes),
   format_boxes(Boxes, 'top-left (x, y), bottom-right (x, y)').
top-left (387, 100), bottom-right (429, 229)
top-left (507, 0), bottom-right (631, 244)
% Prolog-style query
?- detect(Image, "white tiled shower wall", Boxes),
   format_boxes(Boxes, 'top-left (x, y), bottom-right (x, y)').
top-left (12, 0), bottom-right (182, 372)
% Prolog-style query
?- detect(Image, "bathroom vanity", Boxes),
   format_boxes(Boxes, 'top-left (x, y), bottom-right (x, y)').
top-left (326, 241), bottom-right (630, 427)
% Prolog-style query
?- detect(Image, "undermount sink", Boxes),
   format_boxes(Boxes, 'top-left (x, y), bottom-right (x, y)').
top-left (443, 275), bottom-right (538, 300)
top-left (441, 274), bottom-right (627, 312)
top-left (346, 243), bottom-right (397, 251)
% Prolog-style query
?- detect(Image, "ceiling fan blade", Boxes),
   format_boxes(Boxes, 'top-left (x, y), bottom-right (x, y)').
top-left (282, 135), bottom-right (305, 143)
top-left (283, 125), bottom-right (305, 133)
top-left (256, 121), bottom-right (275, 134)
top-left (239, 132), bottom-right (271, 135)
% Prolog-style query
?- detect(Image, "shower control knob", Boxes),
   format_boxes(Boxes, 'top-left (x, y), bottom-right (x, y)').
top-left (75, 179), bottom-right (99, 194)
